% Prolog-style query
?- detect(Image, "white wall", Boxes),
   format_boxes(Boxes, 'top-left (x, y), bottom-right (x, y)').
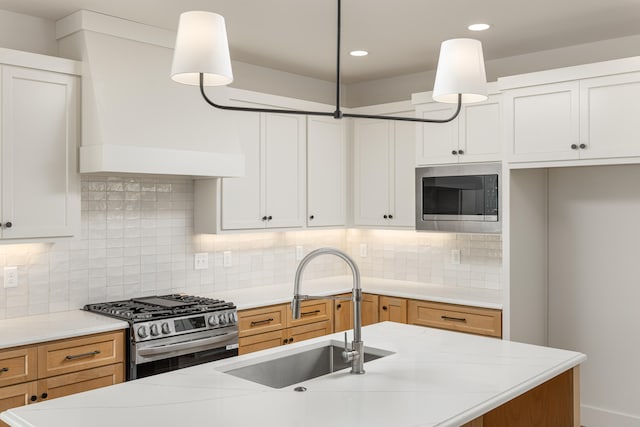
top-left (548, 165), bottom-right (640, 426)
top-left (0, 9), bottom-right (57, 56)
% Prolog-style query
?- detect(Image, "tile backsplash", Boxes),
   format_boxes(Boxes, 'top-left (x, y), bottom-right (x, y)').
top-left (0, 175), bottom-right (502, 320)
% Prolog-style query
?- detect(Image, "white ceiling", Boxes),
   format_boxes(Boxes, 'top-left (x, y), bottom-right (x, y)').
top-left (0, 0), bottom-right (639, 83)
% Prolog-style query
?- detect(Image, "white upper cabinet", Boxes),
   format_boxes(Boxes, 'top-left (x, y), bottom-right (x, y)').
top-left (500, 57), bottom-right (640, 164)
top-left (503, 81), bottom-right (580, 162)
top-left (353, 114), bottom-right (415, 228)
top-left (307, 117), bottom-right (346, 227)
top-left (221, 112), bottom-right (306, 231)
top-left (0, 63), bottom-right (80, 239)
top-left (414, 91), bottom-right (502, 165)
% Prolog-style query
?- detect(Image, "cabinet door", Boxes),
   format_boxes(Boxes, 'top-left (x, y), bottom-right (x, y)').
top-left (263, 113), bottom-right (306, 229)
top-left (416, 103), bottom-right (460, 165)
top-left (459, 94), bottom-right (502, 163)
top-left (580, 72), bottom-right (640, 159)
top-left (0, 347), bottom-right (37, 388)
top-left (307, 117), bottom-right (346, 227)
top-left (0, 381), bottom-right (37, 427)
top-left (221, 111), bottom-right (264, 230)
top-left (504, 81), bottom-right (580, 162)
top-left (334, 293), bottom-right (379, 332)
top-left (1, 66), bottom-right (79, 239)
top-left (353, 120), bottom-right (392, 226)
top-left (286, 320), bottom-right (332, 345)
top-left (392, 120), bottom-right (416, 227)
top-left (379, 296), bottom-right (407, 323)
top-left (37, 364), bottom-right (123, 401)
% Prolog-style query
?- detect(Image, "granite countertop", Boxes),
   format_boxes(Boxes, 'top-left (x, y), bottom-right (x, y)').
top-left (0, 311), bottom-right (129, 350)
top-left (210, 276), bottom-right (503, 311)
top-left (1, 322), bottom-right (585, 427)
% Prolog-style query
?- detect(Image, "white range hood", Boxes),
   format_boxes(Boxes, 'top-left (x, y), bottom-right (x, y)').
top-left (56, 11), bottom-right (244, 178)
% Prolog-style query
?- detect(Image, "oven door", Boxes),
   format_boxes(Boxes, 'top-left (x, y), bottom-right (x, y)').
top-left (133, 327), bottom-right (238, 379)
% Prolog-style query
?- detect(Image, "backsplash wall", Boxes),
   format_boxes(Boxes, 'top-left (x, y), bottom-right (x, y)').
top-left (0, 175), bottom-right (502, 320)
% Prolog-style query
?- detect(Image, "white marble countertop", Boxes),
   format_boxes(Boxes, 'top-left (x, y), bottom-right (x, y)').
top-left (0, 311), bottom-right (129, 349)
top-left (210, 276), bottom-right (503, 311)
top-left (1, 322), bottom-right (585, 427)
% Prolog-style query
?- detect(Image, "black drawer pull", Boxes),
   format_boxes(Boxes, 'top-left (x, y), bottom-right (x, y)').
top-left (441, 315), bottom-right (467, 323)
top-left (250, 318), bottom-right (274, 326)
top-left (30, 395), bottom-right (37, 402)
top-left (300, 310), bottom-right (321, 317)
top-left (382, 306), bottom-right (388, 311)
top-left (0, 367), bottom-right (9, 373)
top-left (65, 350), bottom-right (101, 360)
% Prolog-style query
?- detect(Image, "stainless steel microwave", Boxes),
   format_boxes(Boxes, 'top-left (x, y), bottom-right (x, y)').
top-left (415, 163), bottom-right (501, 233)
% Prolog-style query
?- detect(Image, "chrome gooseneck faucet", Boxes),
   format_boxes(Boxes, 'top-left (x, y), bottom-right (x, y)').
top-left (292, 247), bottom-right (364, 374)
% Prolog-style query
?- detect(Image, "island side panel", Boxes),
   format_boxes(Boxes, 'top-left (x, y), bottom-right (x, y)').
top-left (463, 367), bottom-right (580, 427)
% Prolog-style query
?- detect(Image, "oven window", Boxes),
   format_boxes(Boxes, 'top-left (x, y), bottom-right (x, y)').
top-left (135, 347), bottom-right (238, 379)
top-left (422, 175), bottom-right (487, 216)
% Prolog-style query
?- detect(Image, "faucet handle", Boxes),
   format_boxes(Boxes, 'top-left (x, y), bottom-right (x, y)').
top-left (344, 331), bottom-right (348, 351)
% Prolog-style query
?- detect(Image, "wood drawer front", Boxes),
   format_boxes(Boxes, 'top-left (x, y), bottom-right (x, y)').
top-left (37, 364), bottom-right (124, 401)
top-left (287, 299), bottom-right (332, 328)
top-left (238, 330), bottom-right (286, 355)
top-left (0, 381), bottom-right (37, 427)
top-left (287, 320), bottom-right (333, 344)
top-left (408, 300), bottom-right (502, 338)
top-left (37, 331), bottom-right (125, 378)
top-left (0, 347), bottom-right (37, 387)
top-left (238, 305), bottom-right (287, 337)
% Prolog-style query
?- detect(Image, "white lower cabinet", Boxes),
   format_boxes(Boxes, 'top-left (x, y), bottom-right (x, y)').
top-left (353, 116), bottom-right (415, 227)
top-left (195, 112), bottom-right (306, 232)
top-left (0, 64), bottom-right (80, 239)
top-left (306, 117), bottom-right (346, 227)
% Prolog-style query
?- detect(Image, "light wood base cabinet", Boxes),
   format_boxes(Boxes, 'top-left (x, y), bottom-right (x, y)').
top-left (334, 293), bottom-right (379, 332)
top-left (0, 330), bottom-right (125, 426)
top-left (379, 296), bottom-right (407, 323)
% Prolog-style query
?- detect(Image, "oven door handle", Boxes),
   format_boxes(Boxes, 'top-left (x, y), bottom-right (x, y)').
top-left (138, 332), bottom-right (238, 357)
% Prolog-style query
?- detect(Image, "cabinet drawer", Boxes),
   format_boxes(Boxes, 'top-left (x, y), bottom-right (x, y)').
top-left (37, 364), bottom-right (124, 401)
top-left (0, 347), bottom-right (37, 387)
top-left (239, 330), bottom-right (286, 355)
top-left (0, 381), bottom-right (37, 427)
top-left (37, 331), bottom-right (125, 378)
top-left (408, 300), bottom-right (502, 338)
top-left (238, 305), bottom-right (287, 337)
top-left (287, 299), bottom-right (332, 327)
top-left (287, 320), bottom-right (333, 344)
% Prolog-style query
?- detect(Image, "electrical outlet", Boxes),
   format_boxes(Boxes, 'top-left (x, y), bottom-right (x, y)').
top-left (223, 251), bottom-right (232, 268)
top-left (359, 243), bottom-right (368, 258)
top-left (296, 246), bottom-right (304, 261)
top-left (194, 253), bottom-right (209, 270)
top-left (450, 249), bottom-right (461, 265)
top-left (4, 266), bottom-right (18, 288)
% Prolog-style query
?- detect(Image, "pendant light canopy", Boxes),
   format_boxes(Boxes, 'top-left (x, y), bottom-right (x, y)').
top-left (170, 1), bottom-right (488, 123)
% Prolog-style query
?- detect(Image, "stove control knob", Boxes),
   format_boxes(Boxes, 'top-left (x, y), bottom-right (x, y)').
top-left (137, 326), bottom-right (148, 339)
top-left (228, 312), bottom-right (237, 324)
top-left (208, 315), bottom-right (218, 326)
top-left (161, 322), bottom-right (171, 334)
top-left (218, 313), bottom-right (227, 325)
top-left (150, 324), bottom-right (160, 336)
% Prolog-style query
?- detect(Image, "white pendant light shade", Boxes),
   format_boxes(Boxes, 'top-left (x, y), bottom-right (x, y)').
top-left (171, 11), bottom-right (234, 86)
top-left (432, 38), bottom-right (487, 104)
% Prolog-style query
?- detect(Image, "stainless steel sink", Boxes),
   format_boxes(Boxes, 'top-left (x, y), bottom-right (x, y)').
top-left (222, 342), bottom-right (393, 389)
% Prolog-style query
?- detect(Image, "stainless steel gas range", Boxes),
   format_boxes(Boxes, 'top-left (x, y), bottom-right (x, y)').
top-left (84, 294), bottom-right (238, 380)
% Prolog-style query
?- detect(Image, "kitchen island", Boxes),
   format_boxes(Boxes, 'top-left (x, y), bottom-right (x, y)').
top-left (1, 322), bottom-right (585, 427)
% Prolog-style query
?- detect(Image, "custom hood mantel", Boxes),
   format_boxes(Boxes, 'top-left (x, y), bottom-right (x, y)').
top-left (56, 10), bottom-right (244, 178)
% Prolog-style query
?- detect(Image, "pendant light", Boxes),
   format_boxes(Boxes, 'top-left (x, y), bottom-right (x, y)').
top-left (170, 0), bottom-right (488, 123)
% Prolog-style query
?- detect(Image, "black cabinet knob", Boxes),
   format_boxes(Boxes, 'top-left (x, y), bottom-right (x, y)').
top-left (458, 149), bottom-right (464, 155)
top-left (289, 337), bottom-right (294, 342)
top-left (309, 215), bottom-right (315, 220)
top-left (336, 304), bottom-right (342, 309)
top-left (283, 338), bottom-right (289, 344)
top-left (30, 395), bottom-right (37, 402)
top-left (41, 393), bottom-right (48, 399)
top-left (388, 214), bottom-right (394, 219)
top-left (382, 306), bottom-right (388, 311)
top-left (5, 222), bottom-right (12, 228)
top-left (261, 216), bottom-right (267, 221)
top-left (383, 215), bottom-right (388, 219)
top-left (570, 144), bottom-right (578, 150)
top-left (267, 216), bottom-right (273, 221)
top-left (579, 143), bottom-right (587, 149)
top-left (451, 150), bottom-right (458, 155)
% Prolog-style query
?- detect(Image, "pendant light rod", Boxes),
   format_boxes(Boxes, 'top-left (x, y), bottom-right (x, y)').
top-left (195, 0), bottom-right (465, 123)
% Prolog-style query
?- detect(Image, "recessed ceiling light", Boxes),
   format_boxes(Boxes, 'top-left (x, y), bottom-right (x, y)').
top-left (350, 50), bottom-right (369, 57)
top-left (468, 23), bottom-right (491, 31)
